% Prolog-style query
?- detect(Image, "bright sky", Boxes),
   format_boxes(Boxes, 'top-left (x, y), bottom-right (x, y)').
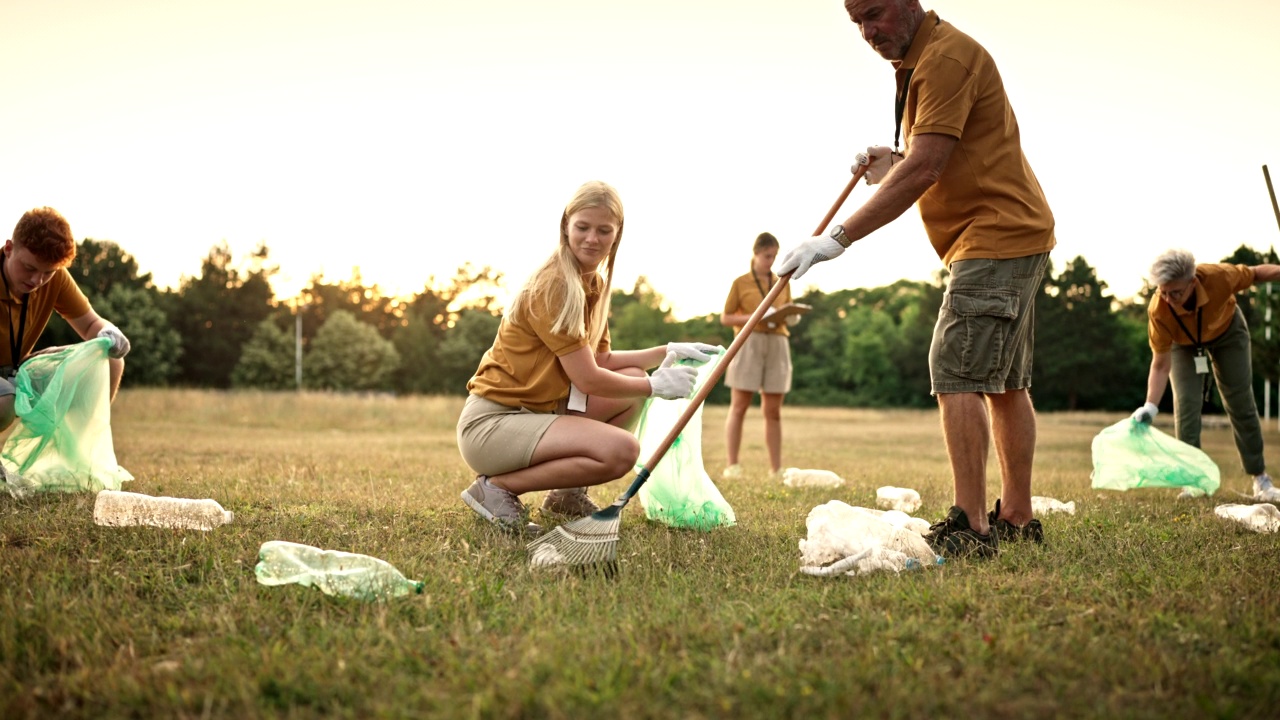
top-left (4, 0), bottom-right (1279, 319)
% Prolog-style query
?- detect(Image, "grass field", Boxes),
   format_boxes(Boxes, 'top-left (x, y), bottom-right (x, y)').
top-left (2, 389), bottom-right (1279, 719)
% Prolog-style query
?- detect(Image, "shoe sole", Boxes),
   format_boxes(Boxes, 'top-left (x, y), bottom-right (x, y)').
top-left (461, 490), bottom-right (499, 522)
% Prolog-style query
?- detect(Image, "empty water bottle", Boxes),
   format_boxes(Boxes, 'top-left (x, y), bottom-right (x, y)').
top-left (93, 490), bottom-right (234, 531)
top-left (254, 541), bottom-right (425, 601)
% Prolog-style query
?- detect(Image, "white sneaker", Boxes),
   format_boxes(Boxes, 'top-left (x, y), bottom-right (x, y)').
top-left (722, 464), bottom-right (744, 480)
top-left (1252, 473), bottom-right (1274, 497)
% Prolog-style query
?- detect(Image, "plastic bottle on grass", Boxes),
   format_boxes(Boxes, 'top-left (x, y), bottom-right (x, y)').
top-left (254, 541), bottom-right (425, 601)
top-left (93, 490), bottom-right (233, 530)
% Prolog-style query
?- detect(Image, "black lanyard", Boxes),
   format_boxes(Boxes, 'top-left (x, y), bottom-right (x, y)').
top-left (750, 263), bottom-right (775, 300)
top-left (894, 68), bottom-right (914, 152)
top-left (1169, 306), bottom-right (1203, 351)
top-left (1170, 305), bottom-right (1213, 401)
top-left (0, 252), bottom-right (29, 368)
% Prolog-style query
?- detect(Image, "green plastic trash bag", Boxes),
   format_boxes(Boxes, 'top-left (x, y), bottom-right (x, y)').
top-left (633, 352), bottom-right (735, 531)
top-left (2, 338), bottom-right (133, 497)
top-left (1090, 418), bottom-right (1219, 495)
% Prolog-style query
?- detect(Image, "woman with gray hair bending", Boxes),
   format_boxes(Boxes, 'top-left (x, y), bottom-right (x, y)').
top-left (1133, 249), bottom-right (1280, 498)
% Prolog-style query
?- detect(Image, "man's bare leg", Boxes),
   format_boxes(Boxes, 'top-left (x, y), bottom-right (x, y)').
top-left (987, 388), bottom-right (1036, 526)
top-left (937, 391), bottom-right (991, 534)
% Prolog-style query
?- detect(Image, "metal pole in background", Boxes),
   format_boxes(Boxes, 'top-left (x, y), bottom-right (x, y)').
top-left (296, 301), bottom-right (304, 389)
top-left (1265, 166), bottom-right (1280, 429)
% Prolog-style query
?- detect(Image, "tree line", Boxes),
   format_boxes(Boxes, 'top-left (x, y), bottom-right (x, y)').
top-left (37, 239), bottom-right (1280, 414)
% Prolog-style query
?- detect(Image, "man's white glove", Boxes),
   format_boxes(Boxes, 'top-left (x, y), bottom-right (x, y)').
top-left (785, 313), bottom-right (801, 327)
top-left (773, 235), bottom-right (846, 280)
top-left (97, 324), bottom-right (131, 359)
top-left (854, 145), bottom-right (904, 185)
top-left (1131, 402), bottom-right (1158, 424)
top-left (666, 342), bottom-right (722, 364)
top-left (649, 352), bottom-right (698, 400)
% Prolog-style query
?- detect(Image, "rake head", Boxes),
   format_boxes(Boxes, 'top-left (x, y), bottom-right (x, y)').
top-left (527, 503), bottom-right (623, 571)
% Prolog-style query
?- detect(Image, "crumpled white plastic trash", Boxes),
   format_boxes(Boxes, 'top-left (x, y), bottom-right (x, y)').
top-left (1255, 487), bottom-right (1280, 503)
top-left (1214, 503), bottom-right (1280, 533)
top-left (1031, 496), bottom-right (1076, 515)
top-left (799, 500), bottom-right (939, 577)
top-left (876, 486), bottom-right (921, 513)
top-left (783, 468), bottom-right (845, 488)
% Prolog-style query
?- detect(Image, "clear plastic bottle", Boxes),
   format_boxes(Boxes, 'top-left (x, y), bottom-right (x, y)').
top-left (254, 541), bottom-right (425, 601)
top-left (93, 490), bottom-right (234, 531)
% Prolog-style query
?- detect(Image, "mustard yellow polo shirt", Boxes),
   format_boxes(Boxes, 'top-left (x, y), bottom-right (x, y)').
top-left (723, 268), bottom-right (792, 337)
top-left (896, 11), bottom-right (1056, 266)
top-left (467, 274), bottom-right (611, 412)
top-left (1147, 263), bottom-right (1255, 353)
top-left (1, 266), bottom-right (91, 366)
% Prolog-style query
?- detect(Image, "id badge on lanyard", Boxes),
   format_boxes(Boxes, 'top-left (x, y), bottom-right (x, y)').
top-left (1194, 351), bottom-right (1209, 375)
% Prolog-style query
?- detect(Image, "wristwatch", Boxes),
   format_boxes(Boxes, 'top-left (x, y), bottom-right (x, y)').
top-left (829, 224), bottom-right (853, 248)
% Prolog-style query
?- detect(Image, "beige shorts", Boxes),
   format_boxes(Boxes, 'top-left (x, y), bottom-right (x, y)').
top-left (726, 333), bottom-right (791, 394)
top-left (456, 394), bottom-right (566, 477)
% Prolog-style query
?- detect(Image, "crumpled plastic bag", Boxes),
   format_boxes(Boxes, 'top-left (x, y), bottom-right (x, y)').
top-left (1214, 503), bottom-right (1280, 533)
top-left (634, 351), bottom-right (735, 531)
top-left (799, 500), bottom-right (939, 577)
top-left (782, 468), bottom-right (845, 488)
top-left (1032, 496), bottom-right (1076, 515)
top-left (1090, 418), bottom-right (1219, 496)
top-left (876, 486), bottom-right (922, 513)
top-left (1, 338), bottom-right (133, 497)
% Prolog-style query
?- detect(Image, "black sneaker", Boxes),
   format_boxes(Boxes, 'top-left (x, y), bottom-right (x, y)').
top-left (924, 506), bottom-right (999, 559)
top-left (987, 498), bottom-right (1044, 544)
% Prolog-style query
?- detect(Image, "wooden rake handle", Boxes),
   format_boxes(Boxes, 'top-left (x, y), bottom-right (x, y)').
top-left (617, 164), bottom-right (870, 502)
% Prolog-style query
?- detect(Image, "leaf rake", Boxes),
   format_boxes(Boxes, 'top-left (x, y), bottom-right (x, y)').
top-left (527, 164), bottom-right (870, 570)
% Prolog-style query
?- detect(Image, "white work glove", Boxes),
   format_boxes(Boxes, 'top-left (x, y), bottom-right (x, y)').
top-left (773, 234), bottom-right (846, 281)
top-left (97, 324), bottom-right (131, 359)
top-left (648, 352), bottom-right (698, 400)
top-left (854, 145), bottom-right (904, 185)
top-left (785, 313), bottom-right (801, 327)
top-left (763, 307), bottom-right (779, 329)
top-left (1131, 402), bottom-right (1158, 424)
top-left (666, 342), bottom-right (722, 364)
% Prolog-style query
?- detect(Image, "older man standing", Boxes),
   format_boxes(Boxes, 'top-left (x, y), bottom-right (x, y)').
top-left (776, 1), bottom-right (1056, 558)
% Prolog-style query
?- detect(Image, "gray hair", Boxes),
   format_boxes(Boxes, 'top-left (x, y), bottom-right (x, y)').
top-left (1149, 249), bottom-right (1196, 286)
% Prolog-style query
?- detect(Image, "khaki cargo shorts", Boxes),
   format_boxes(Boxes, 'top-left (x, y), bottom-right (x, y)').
top-left (456, 393), bottom-right (566, 477)
top-left (929, 252), bottom-right (1049, 395)
top-left (726, 333), bottom-right (792, 394)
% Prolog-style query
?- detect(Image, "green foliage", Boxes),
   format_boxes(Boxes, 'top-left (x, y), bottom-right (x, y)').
top-left (34, 239), bottom-right (179, 386)
top-left (392, 265), bottom-right (504, 395)
top-left (788, 277), bottom-right (942, 407)
top-left (1033, 256), bottom-right (1147, 411)
top-left (232, 318), bottom-right (296, 390)
top-left (166, 242), bottom-right (277, 388)
top-left (305, 310), bottom-right (400, 391)
top-left (429, 309), bottom-right (500, 395)
top-left (93, 285), bottom-right (183, 387)
top-left (1220, 245), bottom-right (1280, 415)
top-left (298, 270), bottom-right (401, 342)
top-left (610, 276), bottom-right (674, 351)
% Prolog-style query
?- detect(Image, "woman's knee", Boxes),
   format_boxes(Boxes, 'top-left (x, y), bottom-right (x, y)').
top-left (602, 432), bottom-right (641, 476)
